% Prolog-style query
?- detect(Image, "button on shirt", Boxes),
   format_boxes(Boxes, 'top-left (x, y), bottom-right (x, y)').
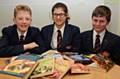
top-left (51, 24), bottom-right (65, 49)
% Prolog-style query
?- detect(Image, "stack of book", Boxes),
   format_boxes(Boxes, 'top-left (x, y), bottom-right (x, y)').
top-left (0, 54), bottom-right (41, 79)
top-left (30, 50), bottom-right (74, 79)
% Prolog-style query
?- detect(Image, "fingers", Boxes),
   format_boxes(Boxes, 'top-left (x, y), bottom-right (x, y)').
top-left (49, 70), bottom-right (60, 78)
top-left (24, 42), bottom-right (39, 50)
top-left (71, 63), bottom-right (90, 71)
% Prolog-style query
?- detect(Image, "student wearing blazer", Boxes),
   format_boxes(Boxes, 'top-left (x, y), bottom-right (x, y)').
top-left (0, 5), bottom-right (46, 56)
top-left (41, 2), bottom-right (81, 52)
top-left (80, 5), bottom-right (120, 65)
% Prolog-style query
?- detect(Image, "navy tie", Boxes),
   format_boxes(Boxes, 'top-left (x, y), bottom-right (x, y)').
top-left (20, 35), bottom-right (24, 44)
top-left (57, 30), bottom-right (62, 49)
top-left (94, 34), bottom-right (100, 53)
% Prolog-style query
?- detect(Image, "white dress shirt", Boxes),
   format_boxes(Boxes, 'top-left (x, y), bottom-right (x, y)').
top-left (51, 24), bottom-right (65, 49)
top-left (17, 29), bottom-right (27, 40)
top-left (93, 30), bottom-right (106, 48)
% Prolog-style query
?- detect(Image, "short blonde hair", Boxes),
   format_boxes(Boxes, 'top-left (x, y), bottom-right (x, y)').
top-left (14, 4), bottom-right (32, 17)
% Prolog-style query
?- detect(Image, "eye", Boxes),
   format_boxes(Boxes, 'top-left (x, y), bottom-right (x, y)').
top-left (25, 17), bottom-right (31, 21)
top-left (93, 19), bottom-right (98, 22)
top-left (18, 17), bottom-right (23, 20)
top-left (99, 20), bottom-right (104, 23)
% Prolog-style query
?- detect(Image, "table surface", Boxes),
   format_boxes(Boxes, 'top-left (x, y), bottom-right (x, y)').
top-left (0, 58), bottom-right (120, 79)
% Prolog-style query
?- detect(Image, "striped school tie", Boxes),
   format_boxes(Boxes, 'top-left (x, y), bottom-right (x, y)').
top-left (57, 30), bottom-right (62, 49)
top-left (94, 34), bottom-right (100, 53)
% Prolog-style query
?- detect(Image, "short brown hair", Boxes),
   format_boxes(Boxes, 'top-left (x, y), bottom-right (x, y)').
top-left (14, 4), bottom-right (32, 17)
top-left (92, 5), bottom-right (111, 22)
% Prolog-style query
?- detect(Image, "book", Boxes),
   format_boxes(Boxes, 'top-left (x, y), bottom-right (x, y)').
top-left (30, 57), bottom-right (54, 79)
top-left (54, 56), bottom-right (74, 79)
top-left (63, 52), bottom-right (93, 65)
top-left (62, 53), bottom-right (91, 74)
top-left (37, 56), bottom-right (74, 79)
top-left (0, 54), bottom-right (40, 79)
top-left (90, 52), bottom-right (114, 72)
top-left (32, 50), bottom-right (74, 79)
top-left (71, 63), bottom-right (90, 73)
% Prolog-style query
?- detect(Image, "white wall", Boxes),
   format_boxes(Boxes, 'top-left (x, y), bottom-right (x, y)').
top-left (0, 0), bottom-right (119, 36)
top-left (104, 0), bottom-right (120, 35)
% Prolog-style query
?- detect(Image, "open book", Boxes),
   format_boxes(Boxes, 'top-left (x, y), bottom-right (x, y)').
top-left (0, 54), bottom-right (40, 79)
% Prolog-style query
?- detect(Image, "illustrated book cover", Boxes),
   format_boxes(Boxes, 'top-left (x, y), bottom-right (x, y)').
top-left (90, 52), bottom-right (114, 72)
top-left (0, 54), bottom-right (40, 79)
top-left (30, 57), bottom-right (54, 79)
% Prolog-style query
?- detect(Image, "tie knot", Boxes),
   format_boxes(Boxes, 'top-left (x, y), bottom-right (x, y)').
top-left (20, 35), bottom-right (24, 38)
top-left (20, 35), bottom-right (24, 40)
top-left (96, 34), bottom-right (100, 38)
top-left (57, 30), bottom-right (61, 33)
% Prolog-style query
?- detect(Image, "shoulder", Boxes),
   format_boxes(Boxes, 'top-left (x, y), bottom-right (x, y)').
top-left (41, 24), bottom-right (53, 29)
top-left (67, 24), bottom-right (80, 30)
top-left (29, 26), bottom-right (40, 32)
top-left (29, 26), bottom-right (39, 30)
top-left (65, 24), bottom-right (80, 33)
top-left (2, 24), bottom-right (16, 33)
top-left (41, 24), bottom-right (53, 32)
top-left (106, 31), bottom-right (120, 39)
top-left (81, 30), bottom-right (92, 35)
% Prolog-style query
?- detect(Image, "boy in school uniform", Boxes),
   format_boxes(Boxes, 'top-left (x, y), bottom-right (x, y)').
top-left (0, 4), bottom-right (46, 56)
top-left (80, 5), bottom-right (120, 65)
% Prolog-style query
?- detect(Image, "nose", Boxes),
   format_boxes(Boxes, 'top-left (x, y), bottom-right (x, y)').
top-left (22, 19), bottom-right (27, 23)
top-left (96, 21), bottom-right (100, 25)
top-left (56, 15), bottom-right (61, 19)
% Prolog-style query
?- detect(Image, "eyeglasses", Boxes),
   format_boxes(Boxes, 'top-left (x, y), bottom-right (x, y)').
top-left (53, 13), bottom-right (66, 17)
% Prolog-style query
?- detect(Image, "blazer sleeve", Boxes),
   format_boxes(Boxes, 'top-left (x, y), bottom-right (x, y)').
top-left (27, 28), bottom-right (47, 54)
top-left (71, 27), bottom-right (81, 52)
top-left (0, 27), bottom-right (24, 57)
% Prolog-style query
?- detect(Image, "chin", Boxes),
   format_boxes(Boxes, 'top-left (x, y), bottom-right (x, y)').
top-left (95, 30), bottom-right (103, 33)
top-left (20, 29), bottom-right (28, 32)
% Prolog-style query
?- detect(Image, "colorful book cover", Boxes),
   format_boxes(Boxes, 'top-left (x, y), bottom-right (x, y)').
top-left (30, 57), bottom-right (54, 79)
top-left (33, 50), bottom-right (74, 79)
top-left (54, 57), bottom-right (74, 79)
top-left (0, 54), bottom-right (40, 79)
top-left (90, 53), bottom-right (114, 72)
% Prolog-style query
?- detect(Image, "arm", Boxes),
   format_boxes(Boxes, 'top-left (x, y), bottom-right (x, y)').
top-left (28, 28), bottom-right (47, 54)
top-left (0, 36), bottom-right (24, 56)
top-left (71, 27), bottom-right (81, 52)
top-left (0, 27), bottom-right (25, 56)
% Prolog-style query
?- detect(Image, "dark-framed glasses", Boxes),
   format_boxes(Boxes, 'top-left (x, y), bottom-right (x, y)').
top-left (53, 13), bottom-right (66, 17)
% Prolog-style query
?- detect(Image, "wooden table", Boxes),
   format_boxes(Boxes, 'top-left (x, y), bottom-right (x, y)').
top-left (0, 58), bottom-right (120, 79)
top-left (64, 65), bottom-right (120, 79)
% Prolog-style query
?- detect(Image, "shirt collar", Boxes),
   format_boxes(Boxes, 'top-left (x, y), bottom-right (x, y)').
top-left (54, 24), bottom-right (65, 35)
top-left (17, 29), bottom-right (27, 38)
top-left (94, 30), bottom-right (106, 37)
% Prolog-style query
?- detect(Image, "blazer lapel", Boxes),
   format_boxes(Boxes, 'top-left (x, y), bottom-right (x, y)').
top-left (13, 27), bottom-right (20, 44)
top-left (100, 31), bottom-right (109, 51)
top-left (87, 30), bottom-right (94, 52)
top-left (49, 25), bottom-right (54, 45)
top-left (25, 29), bottom-right (31, 42)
